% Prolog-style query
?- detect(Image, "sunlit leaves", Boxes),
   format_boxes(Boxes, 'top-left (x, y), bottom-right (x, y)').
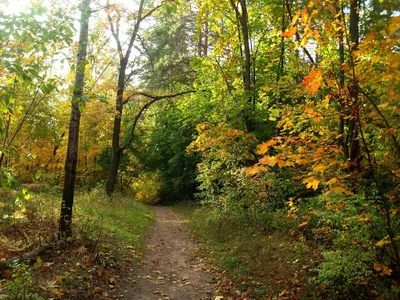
top-left (257, 140), bottom-right (278, 155)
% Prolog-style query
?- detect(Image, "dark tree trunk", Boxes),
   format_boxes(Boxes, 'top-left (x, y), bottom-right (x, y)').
top-left (229, 0), bottom-right (255, 132)
top-left (105, 0), bottom-right (146, 195)
top-left (348, 0), bottom-right (361, 170)
top-left (105, 59), bottom-right (126, 196)
top-left (106, 147), bottom-right (121, 195)
top-left (59, 0), bottom-right (90, 238)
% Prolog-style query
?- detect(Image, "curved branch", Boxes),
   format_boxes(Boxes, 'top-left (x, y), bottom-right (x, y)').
top-left (120, 90), bottom-right (198, 151)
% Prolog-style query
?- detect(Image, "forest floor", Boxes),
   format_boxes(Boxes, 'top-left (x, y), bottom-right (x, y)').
top-left (118, 206), bottom-right (218, 300)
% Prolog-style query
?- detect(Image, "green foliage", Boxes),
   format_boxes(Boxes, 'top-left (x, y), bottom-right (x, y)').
top-left (316, 249), bottom-right (374, 292)
top-left (135, 104), bottom-right (198, 203)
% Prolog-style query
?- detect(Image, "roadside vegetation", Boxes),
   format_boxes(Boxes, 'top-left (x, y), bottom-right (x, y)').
top-left (0, 186), bottom-right (153, 299)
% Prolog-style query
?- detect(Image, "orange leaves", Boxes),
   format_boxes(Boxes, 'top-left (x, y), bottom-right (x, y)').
top-left (374, 263), bottom-right (392, 276)
top-left (281, 26), bottom-right (297, 39)
top-left (304, 107), bottom-right (323, 122)
top-left (257, 140), bottom-right (278, 155)
top-left (301, 8), bottom-right (308, 24)
top-left (301, 67), bottom-right (323, 96)
top-left (259, 155), bottom-right (278, 167)
top-left (245, 165), bottom-right (266, 176)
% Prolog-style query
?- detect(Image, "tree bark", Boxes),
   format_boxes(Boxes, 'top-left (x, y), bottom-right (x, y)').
top-left (59, 0), bottom-right (90, 238)
top-left (348, 0), bottom-right (361, 170)
top-left (229, 0), bottom-right (255, 132)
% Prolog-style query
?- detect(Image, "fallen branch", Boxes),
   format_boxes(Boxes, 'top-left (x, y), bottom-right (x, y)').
top-left (0, 242), bottom-right (55, 271)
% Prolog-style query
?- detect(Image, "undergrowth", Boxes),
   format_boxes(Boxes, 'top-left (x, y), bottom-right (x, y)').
top-left (0, 186), bottom-right (153, 299)
top-left (174, 201), bottom-right (321, 299)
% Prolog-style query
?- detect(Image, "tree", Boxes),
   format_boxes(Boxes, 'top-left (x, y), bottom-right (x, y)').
top-left (105, 0), bottom-right (163, 195)
top-left (59, 0), bottom-right (91, 238)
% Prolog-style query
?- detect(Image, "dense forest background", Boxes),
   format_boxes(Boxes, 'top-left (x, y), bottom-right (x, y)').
top-left (1, 0), bottom-right (400, 298)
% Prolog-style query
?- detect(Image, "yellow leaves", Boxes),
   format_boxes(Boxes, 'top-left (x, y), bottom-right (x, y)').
top-left (291, 10), bottom-right (301, 25)
top-left (281, 26), bottom-right (297, 39)
top-left (329, 186), bottom-right (354, 195)
top-left (374, 263), bottom-right (392, 276)
top-left (257, 140), bottom-right (278, 155)
top-left (55, 276), bottom-right (63, 284)
top-left (302, 176), bottom-right (320, 190)
top-left (388, 16), bottom-right (400, 35)
top-left (313, 164), bottom-right (328, 173)
top-left (326, 177), bottom-right (340, 185)
top-left (301, 67), bottom-right (323, 96)
top-left (301, 37), bottom-right (308, 47)
top-left (376, 238), bottom-right (392, 248)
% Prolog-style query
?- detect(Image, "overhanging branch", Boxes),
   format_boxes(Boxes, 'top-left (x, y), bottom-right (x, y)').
top-left (119, 90), bottom-right (198, 151)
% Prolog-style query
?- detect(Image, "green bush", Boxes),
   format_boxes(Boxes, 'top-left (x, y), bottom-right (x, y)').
top-left (0, 260), bottom-right (43, 300)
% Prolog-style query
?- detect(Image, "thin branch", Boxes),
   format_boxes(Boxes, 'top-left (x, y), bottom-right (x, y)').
top-left (284, 0), bottom-right (315, 65)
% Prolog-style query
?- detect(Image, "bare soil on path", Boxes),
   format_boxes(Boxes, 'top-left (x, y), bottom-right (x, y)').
top-left (119, 206), bottom-right (217, 300)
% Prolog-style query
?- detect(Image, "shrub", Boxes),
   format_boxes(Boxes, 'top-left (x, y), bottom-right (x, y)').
top-left (131, 172), bottom-right (163, 205)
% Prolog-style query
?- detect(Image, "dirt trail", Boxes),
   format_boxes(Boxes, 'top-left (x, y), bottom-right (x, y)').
top-left (119, 206), bottom-right (217, 300)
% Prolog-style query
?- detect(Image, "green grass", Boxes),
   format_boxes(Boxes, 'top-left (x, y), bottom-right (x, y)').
top-left (74, 188), bottom-right (154, 250)
top-left (173, 202), bottom-right (320, 298)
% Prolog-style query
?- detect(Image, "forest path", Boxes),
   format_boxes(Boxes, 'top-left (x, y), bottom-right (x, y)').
top-left (119, 206), bottom-right (217, 300)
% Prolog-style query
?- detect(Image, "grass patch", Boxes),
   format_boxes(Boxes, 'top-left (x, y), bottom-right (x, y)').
top-left (75, 189), bottom-right (154, 251)
top-left (173, 202), bottom-right (321, 299)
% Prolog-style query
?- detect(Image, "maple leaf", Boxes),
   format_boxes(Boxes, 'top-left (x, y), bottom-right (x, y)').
top-left (301, 67), bottom-right (323, 95)
top-left (281, 26), bottom-right (297, 39)
top-left (259, 155), bottom-right (278, 167)
top-left (257, 140), bottom-right (278, 155)
top-left (302, 177), bottom-right (320, 190)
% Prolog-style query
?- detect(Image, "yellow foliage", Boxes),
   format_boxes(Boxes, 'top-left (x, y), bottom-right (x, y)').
top-left (302, 176), bottom-right (320, 190)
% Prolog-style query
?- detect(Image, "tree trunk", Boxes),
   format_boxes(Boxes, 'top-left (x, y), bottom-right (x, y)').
top-left (229, 0), bottom-right (255, 132)
top-left (106, 147), bottom-right (121, 195)
top-left (348, 0), bottom-right (361, 170)
top-left (105, 0), bottom-right (146, 195)
top-left (105, 60), bottom-right (126, 196)
top-left (59, 0), bottom-right (90, 238)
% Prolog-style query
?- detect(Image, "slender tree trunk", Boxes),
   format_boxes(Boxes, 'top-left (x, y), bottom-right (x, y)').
top-left (105, 60), bottom-right (127, 195)
top-left (106, 147), bottom-right (121, 195)
top-left (59, 0), bottom-right (90, 238)
top-left (348, 0), bottom-right (361, 170)
top-left (105, 0), bottom-right (146, 195)
top-left (229, 0), bottom-right (254, 132)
